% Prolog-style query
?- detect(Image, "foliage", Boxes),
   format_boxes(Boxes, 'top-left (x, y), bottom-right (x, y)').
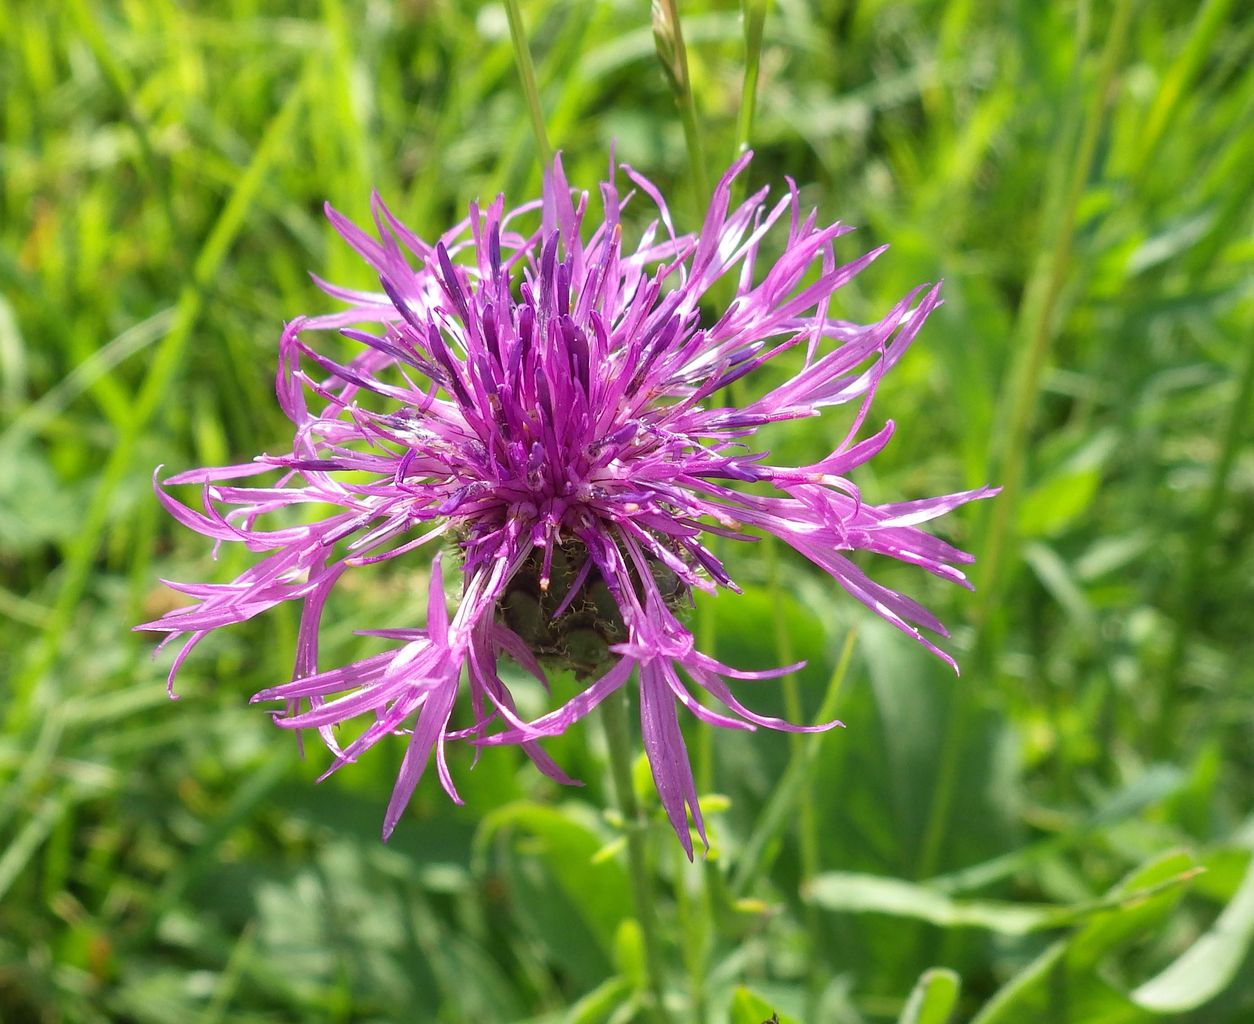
top-left (1, 0), bottom-right (1251, 1021)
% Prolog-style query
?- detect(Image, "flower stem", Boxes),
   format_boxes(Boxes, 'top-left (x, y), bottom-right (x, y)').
top-left (503, 0), bottom-right (554, 169)
top-left (734, 0), bottom-right (771, 161)
top-left (652, 0), bottom-right (711, 211)
top-left (731, 0), bottom-right (770, 208)
top-left (600, 686), bottom-right (675, 1024)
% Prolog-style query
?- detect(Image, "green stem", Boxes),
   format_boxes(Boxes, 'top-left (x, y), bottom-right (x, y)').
top-left (600, 688), bottom-right (675, 1024)
top-left (731, 0), bottom-right (770, 207)
top-left (653, 0), bottom-right (711, 211)
top-left (734, 0), bottom-right (771, 160)
top-left (975, 0), bottom-right (1133, 619)
top-left (504, 0), bottom-right (554, 169)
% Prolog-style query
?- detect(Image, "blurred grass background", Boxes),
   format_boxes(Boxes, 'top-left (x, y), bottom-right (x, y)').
top-left (1, 0), bottom-right (1252, 1022)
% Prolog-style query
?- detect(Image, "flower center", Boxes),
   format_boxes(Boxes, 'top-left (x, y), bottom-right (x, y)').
top-left (497, 538), bottom-right (687, 679)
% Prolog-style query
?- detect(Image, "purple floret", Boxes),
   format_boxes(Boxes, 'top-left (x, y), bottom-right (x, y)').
top-left (140, 153), bottom-right (996, 853)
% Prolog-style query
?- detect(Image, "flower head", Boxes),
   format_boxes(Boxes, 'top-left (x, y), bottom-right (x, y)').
top-left (141, 154), bottom-right (995, 853)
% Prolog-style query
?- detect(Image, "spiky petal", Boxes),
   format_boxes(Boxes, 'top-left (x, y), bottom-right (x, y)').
top-left (140, 153), bottom-right (996, 850)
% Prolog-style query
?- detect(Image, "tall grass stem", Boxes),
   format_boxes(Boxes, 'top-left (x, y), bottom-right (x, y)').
top-left (504, 0), bottom-right (554, 169)
top-left (734, 0), bottom-right (771, 165)
top-left (652, 0), bottom-right (711, 212)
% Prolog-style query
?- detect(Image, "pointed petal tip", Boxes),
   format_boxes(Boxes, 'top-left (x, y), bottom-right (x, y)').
top-left (694, 816), bottom-right (710, 854)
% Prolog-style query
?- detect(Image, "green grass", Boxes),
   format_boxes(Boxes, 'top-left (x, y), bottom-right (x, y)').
top-left (2, 1), bottom-right (1252, 1022)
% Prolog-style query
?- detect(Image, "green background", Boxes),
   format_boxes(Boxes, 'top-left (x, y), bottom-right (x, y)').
top-left (1, 1), bottom-right (1251, 1021)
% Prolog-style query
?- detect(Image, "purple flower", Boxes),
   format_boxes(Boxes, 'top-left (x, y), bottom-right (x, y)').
top-left (140, 153), bottom-right (995, 853)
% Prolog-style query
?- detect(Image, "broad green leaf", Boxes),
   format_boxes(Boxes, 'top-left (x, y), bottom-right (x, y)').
top-left (477, 801), bottom-right (631, 951)
top-left (927, 764), bottom-right (1186, 895)
top-left (498, 836), bottom-right (614, 989)
top-left (897, 968), bottom-right (960, 1024)
top-left (1017, 466), bottom-right (1101, 537)
top-left (972, 947), bottom-right (1158, 1024)
top-left (729, 986), bottom-right (801, 1024)
top-left (805, 871), bottom-right (1056, 934)
top-left (1132, 854), bottom-right (1254, 1012)
top-left (972, 851), bottom-right (1200, 1024)
top-left (107, 968), bottom-right (211, 1024)
top-left (0, 442), bottom-right (86, 555)
top-left (1070, 850), bottom-right (1199, 965)
top-left (808, 861), bottom-right (1202, 937)
top-left (857, 616), bottom-right (1017, 880)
